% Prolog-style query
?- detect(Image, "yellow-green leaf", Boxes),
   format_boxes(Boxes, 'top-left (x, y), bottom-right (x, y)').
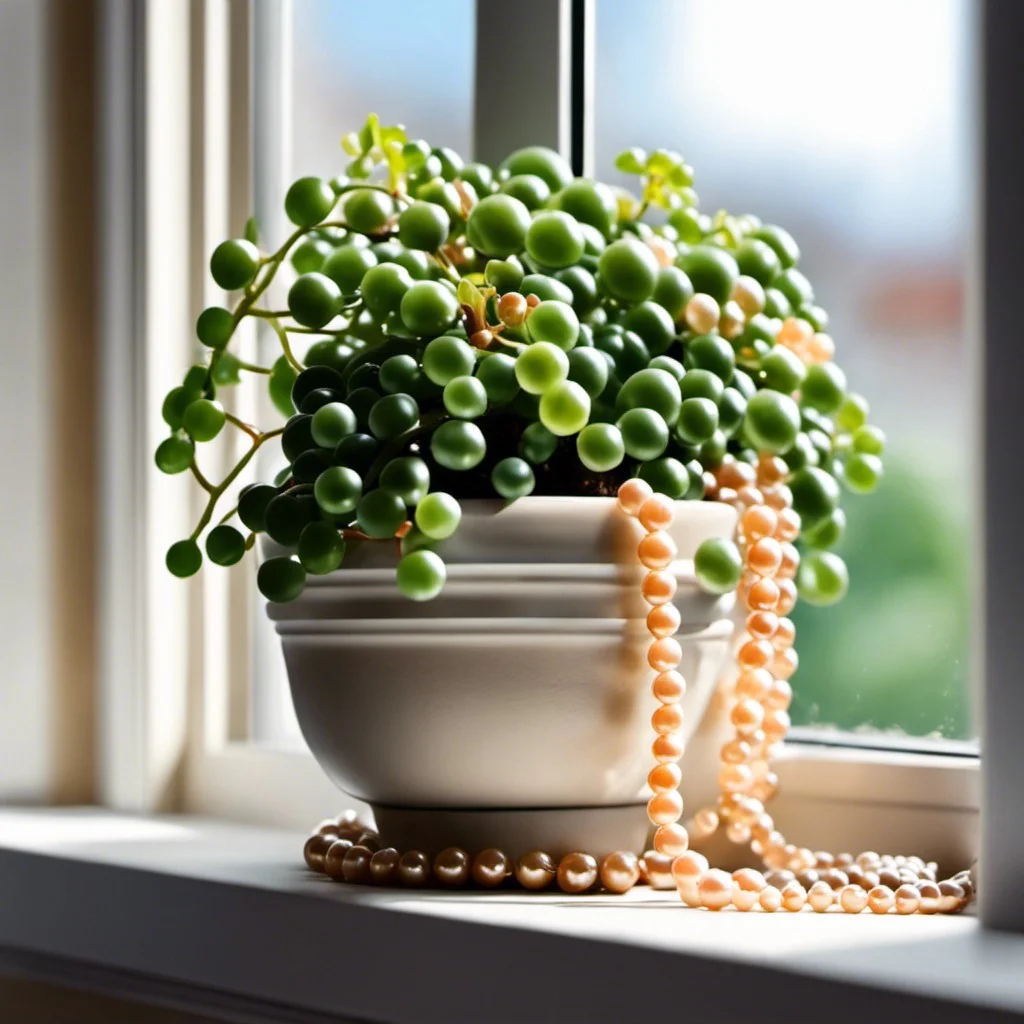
top-left (457, 277), bottom-right (482, 307)
top-left (380, 124), bottom-right (407, 146)
top-left (359, 112), bottom-right (382, 153)
top-left (615, 147), bottom-right (646, 175)
top-left (384, 140), bottom-right (406, 192)
top-left (667, 164), bottom-right (690, 188)
top-left (613, 186), bottom-right (639, 222)
top-left (646, 148), bottom-right (675, 175)
top-left (457, 278), bottom-right (487, 325)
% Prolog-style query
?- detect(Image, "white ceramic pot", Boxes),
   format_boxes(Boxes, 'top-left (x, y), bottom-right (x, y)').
top-left (266, 497), bottom-right (738, 858)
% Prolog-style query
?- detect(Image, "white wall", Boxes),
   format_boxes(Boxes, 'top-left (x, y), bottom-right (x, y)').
top-left (0, 1), bottom-right (54, 800)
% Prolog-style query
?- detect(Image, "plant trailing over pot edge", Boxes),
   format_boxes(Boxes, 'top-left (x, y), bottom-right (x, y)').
top-left (156, 112), bottom-right (884, 606)
top-left (151, 116), bottom-right (986, 915)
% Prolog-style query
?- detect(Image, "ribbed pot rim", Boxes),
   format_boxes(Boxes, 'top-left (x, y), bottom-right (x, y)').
top-left (404, 496), bottom-right (726, 513)
top-left (297, 560), bottom-right (699, 588)
top-left (274, 616), bottom-right (736, 638)
top-left (261, 495), bottom-right (736, 574)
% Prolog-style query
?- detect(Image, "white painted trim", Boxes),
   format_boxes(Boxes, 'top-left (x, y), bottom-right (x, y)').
top-left (98, 0), bottom-right (194, 811)
top-left (777, 743), bottom-right (979, 811)
top-left (252, 0), bottom-right (292, 254)
top-left (0, 0), bottom-right (54, 801)
top-left (767, 744), bottom-right (978, 874)
top-left (97, 0), bottom-right (146, 809)
top-left (185, 743), bottom-right (364, 831)
top-left (249, 0), bottom-right (295, 744)
top-left (143, 0), bottom-right (195, 810)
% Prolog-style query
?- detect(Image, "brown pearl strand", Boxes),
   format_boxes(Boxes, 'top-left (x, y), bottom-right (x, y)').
top-left (302, 813), bottom-right (646, 895)
top-left (631, 457), bottom-right (975, 914)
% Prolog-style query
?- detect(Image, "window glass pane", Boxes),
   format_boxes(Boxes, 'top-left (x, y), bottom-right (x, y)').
top-left (291, 0), bottom-right (475, 178)
top-left (596, 0), bottom-right (973, 738)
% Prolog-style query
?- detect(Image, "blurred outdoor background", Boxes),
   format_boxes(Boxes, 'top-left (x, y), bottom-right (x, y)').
top-left (286, 0), bottom-right (973, 740)
top-left (596, 0), bottom-right (974, 739)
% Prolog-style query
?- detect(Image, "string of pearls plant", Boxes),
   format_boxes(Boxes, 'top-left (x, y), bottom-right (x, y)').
top-left (156, 113), bottom-right (968, 912)
top-left (157, 115), bottom-right (877, 609)
top-left (302, 474), bottom-right (973, 914)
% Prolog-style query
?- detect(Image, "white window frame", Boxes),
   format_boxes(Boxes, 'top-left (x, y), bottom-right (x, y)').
top-left (0, 0), bottom-right (56, 802)
top-left (97, 0), bottom-right (1009, 919)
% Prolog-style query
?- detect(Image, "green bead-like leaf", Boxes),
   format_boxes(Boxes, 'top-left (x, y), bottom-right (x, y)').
top-left (269, 356), bottom-right (298, 418)
top-left (380, 124), bottom-right (407, 146)
top-left (359, 112), bottom-right (382, 154)
top-left (402, 139), bottom-right (431, 170)
top-left (212, 351), bottom-right (242, 387)
top-left (384, 140), bottom-right (406, 192)
top-left (358, 121), bottom-right (374, 154)
top-left (346, 155), bottom-right (373, 180)
top-left (615, 147), bottom-right (646, 175)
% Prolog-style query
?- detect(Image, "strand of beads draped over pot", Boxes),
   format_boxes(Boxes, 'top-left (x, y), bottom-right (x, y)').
top-left (617, 478), bottom-right (692, 891)
top-left (300, 461), bottom-right (975, 909)
top-left (617, 464), bottom-right (975, 915)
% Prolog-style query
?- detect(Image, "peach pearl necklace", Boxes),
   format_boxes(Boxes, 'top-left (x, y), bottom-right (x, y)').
top-left (302, 456), bottom-right (975, 912)
top-left (619, 458), bottom-right (975, 915)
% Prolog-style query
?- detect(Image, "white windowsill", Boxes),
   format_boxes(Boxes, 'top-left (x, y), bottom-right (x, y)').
top-left (183, 733), bottom-right (980, 881)
top-left (0, 807), bottom-right (1018, 1024)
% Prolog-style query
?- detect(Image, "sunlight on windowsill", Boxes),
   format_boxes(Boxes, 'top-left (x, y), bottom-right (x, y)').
top-left (0, 809), bottom-right (199, 849)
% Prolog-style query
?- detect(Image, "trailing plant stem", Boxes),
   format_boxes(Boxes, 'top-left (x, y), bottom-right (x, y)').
top-left (190, 427), bottom-right (284, 542)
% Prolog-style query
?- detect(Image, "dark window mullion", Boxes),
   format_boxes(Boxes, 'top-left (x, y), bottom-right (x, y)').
top-left (569, 0), bottom-right (593, 177)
